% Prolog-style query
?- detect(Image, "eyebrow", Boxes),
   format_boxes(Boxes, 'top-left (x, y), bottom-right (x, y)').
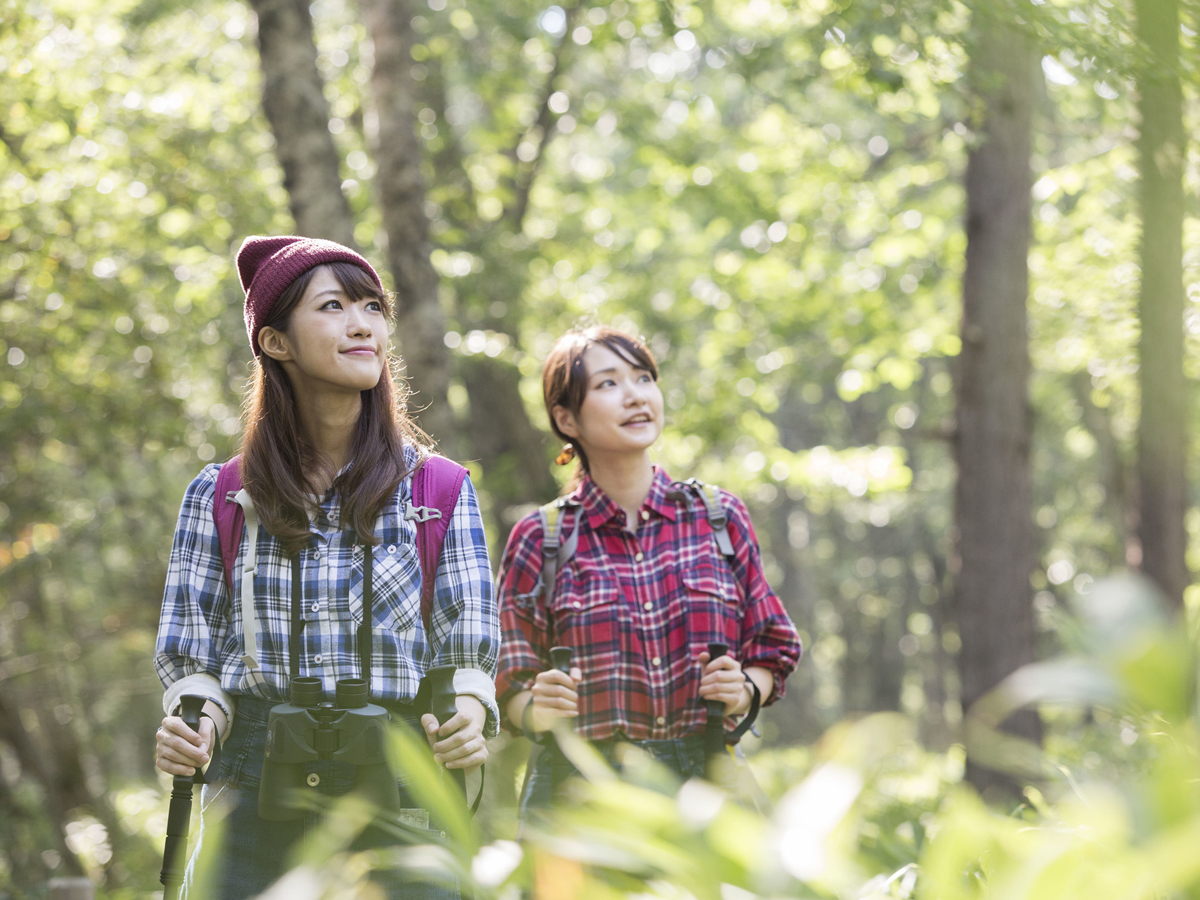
top-left (588, 364), bottom-right (648, 378)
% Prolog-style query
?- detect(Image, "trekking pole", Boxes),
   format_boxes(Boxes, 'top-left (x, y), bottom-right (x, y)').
top-left (426, 664), bottom-right (466, 799)
top-left (704, 642), bottom-right (730, 773)
top-left (159, 695), bottom-right (209, 900)
top-left (549, 646), bottom-right (574, 685)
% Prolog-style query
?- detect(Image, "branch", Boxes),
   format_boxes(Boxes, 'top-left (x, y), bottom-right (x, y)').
top-left (505, 3), bottom-right (582, 229)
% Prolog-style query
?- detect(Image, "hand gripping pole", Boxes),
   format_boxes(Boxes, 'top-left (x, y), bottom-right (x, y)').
top-left (159, 695), bottom-right (216, 900)
top-left (426, 665), bottom-right (467, 800)
top-left (704, 643), bottom-right (729, 768)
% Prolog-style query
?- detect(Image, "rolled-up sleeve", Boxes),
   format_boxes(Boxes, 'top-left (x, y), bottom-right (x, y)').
top-left (493, 513), bottom-right (553, 733)
top-left (723, 492), bottom-right (802, 703)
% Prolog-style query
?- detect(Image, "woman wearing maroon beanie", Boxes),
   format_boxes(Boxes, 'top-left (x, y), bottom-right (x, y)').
top-left (151, 236), bottom-right (498, 899)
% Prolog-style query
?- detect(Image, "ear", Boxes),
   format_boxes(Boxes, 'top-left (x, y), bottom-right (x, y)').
top-left (552, 404), bottom-right (580, 439)
top-left (258, 325), bottom-right (292, 362)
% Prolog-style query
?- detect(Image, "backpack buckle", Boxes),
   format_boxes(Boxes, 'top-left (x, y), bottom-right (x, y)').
top-left (404, 500), bottom-right (443, 523)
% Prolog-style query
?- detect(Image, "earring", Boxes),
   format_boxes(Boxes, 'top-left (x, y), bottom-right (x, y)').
top-left (555, 444), bottom-right (576, 466)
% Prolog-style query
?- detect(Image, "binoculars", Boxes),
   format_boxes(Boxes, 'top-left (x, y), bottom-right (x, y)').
top-left (258, 676), bottom-right (398, 821)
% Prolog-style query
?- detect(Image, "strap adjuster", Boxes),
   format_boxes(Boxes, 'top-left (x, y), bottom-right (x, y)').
top-left (404, 500), bottom-right (443, 523)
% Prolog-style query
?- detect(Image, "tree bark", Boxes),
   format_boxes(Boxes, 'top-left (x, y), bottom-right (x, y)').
top-left (1135, 0), bottom-right (1188, 610)
top-left (358, 0), bottom-right (456, 450)
top-left (954, 19), bottom-right (1041, 799)
top-left (247, 0), bottom-right (358, 247)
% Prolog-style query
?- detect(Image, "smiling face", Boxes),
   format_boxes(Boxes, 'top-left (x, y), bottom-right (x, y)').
top-left (257, 265), bottom-right (387, 397)
top-left (552, 342), bottom-right (664, 463)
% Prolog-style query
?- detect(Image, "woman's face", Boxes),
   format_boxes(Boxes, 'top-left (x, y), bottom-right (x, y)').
top-left (554, 343), bottom-right (663, 460)
top-left (258, 266), bottom-right (387, 396)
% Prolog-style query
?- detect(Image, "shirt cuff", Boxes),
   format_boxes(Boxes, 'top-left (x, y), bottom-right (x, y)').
top-left (163, 673), bottom-right (237, 742)
top-left (453, 667), bottom-right (500, 739)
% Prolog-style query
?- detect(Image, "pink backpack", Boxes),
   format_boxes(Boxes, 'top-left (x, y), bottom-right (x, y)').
top-left (212, 454), bottom-right (468, 633)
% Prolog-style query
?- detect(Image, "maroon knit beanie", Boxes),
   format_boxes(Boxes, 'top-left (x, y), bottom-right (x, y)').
top-left (236, 235), bottom-right (384, 356)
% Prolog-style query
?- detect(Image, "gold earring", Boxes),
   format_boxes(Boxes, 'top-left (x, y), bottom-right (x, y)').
top-left (555, 444), bottom-right (576, 466)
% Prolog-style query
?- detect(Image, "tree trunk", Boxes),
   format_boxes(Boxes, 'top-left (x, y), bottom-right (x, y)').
top-left (954, 19), bottom-right (1041, 799)
top-left (1135, 0), bottom-right (1187, 610)
top-left (247, 0), bottom-right (358, 247)
top-left (358, 0), bottom-right (456, 450)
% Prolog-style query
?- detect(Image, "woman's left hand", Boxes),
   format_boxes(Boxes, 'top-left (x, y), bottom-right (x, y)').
top-left (697, 651), bottom-right (751, 716)
top-left (421, 695), bottom-right (488, 773)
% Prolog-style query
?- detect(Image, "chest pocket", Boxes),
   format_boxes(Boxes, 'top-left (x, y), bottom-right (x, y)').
top-left (350, 542), bottom-right (423, 634)
top-left (680, 558), bottom-right (742, 646)
top-left (551, 563), bottom-right (623, 666)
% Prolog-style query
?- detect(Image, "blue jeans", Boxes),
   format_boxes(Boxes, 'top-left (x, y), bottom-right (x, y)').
top-left (519, 734), bottom-right (706, 822)
top-left (183, 696), bottom-right (458, 900)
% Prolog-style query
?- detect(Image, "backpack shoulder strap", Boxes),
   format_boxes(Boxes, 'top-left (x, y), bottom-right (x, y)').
top-left (212, 456), bottom-right (266, 681)
top-left (213, 456), bottom-right (245, 595)
top-left (537, 496), bottom-right (581, 608)
top-left (669, 478), bottom-right (736, 560)
top-left (407, 455), bottom-right (469, 635)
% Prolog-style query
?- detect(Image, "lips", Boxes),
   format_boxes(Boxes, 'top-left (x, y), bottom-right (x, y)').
top-left (622, 413), bottom-right (653, 426)
top-left (341, 345), bottom-right (377, 356)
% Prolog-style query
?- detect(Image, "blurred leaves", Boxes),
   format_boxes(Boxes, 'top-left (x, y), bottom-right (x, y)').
top-left (2, 0), bottom-right (1199, 894)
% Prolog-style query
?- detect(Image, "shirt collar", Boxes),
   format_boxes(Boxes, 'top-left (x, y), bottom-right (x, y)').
top-left (572, 466), bottom-right (678, 530)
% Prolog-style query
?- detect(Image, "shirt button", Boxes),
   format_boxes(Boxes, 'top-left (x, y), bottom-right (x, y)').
top-left (635, 551), bottom-right (644, 562)
top-left (652, 656), bottom-right (662, 666)
top-left (312, 550), bottom-right (320, 560)
top-left (644, 602), bottom-right (653, 611)
top-left (306, 773), bottom-right (320, 787)
top-left (311, 602), bottom-right (321, 613)
top-left (388, 545), bottom-right (397, 554)
top-left (656, 716), bottom-right (666, 725)
top-left (641, 510), bottom-right (650, 521)
top-left (573, 601), bottom-right (582, 609)
top-left (314, 654), bottom-right (323, 663)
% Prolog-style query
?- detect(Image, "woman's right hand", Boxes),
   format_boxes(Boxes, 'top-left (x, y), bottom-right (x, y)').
top-left (526, 665), bottom-right (583, 733)
top-left (156, 714), bottom-right (216, 778)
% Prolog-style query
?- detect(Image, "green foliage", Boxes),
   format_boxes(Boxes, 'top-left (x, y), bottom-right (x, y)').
top-left (261, 578), bottom-right (1200, 900)
top-left (2, 0), bottom-right (1199, 893)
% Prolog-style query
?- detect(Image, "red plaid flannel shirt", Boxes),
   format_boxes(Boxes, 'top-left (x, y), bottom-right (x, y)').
top-left (495, 467), bottom-right (801, 741)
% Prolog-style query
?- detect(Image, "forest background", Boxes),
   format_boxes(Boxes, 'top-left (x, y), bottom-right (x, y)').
top-left (2, 0), bottom-right (1199, 895)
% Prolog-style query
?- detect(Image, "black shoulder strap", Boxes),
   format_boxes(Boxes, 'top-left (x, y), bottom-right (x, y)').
top-left (537, 497), bottom-right (581, 607)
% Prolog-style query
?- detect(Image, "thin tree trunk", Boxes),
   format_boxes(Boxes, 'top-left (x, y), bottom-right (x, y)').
top-left (247, 0), bottom-right (358, 247)
top-left (358, 0), bottom-right (456, 450)
top-left (954, 19), bottom-right (1041, 799)
top-left (1135, 0), bottom-right (1187, 610)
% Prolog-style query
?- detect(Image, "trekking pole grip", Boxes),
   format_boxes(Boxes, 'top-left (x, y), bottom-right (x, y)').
top-left (705, 643), bottom-right (729, 719)
top-left (427, 665), bottom-right (466, 799)
top-left (159, 695), bottom-right (206, 900)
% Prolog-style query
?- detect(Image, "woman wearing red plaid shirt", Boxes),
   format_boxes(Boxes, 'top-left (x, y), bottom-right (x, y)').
top-left (495, 326), bottom-right (801, 815)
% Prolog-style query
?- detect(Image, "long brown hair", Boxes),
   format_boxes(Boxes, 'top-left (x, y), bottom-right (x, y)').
top-left (541, 325), bottom-right (659, 478)
top-left (240, 261), bottom-right (428, 553)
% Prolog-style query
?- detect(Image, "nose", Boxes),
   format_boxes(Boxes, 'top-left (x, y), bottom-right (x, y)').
top-left (346, 302), bottom-right (372, 337)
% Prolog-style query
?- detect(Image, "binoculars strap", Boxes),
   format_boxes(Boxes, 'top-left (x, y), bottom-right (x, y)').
top-left (290, 554), bottom-right (303, 680)
top-left (359, 544), bottom-right (373, 689)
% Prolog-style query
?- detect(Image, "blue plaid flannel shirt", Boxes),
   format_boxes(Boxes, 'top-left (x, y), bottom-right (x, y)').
top-left (154, 448), bottom-right (500, 735)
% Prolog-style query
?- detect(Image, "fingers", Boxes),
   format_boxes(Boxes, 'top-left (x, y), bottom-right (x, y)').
top-left (156, 716), bottom-right (211, 776)
top-left (531, 668), bottom-right (579, 715)
top-left (420, 712), bottom-right (487, 770)
top-left (700, 653), bottom-right (741, 675)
